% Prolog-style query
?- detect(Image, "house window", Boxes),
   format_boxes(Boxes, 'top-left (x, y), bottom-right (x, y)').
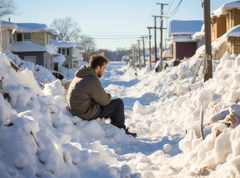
top-left (47, 35), bottom-right (51, 45)
top-left (67, 48), bottom-right (69, 55)
top-left (17, 33), bottom-right (22, 41)
top-left (24, 56), bottom-right (36, 64)
top-left (58, 48), bottom-right (61, 53)
top-left (62, 48), bottom-right (66, 55)
top-left (24, 33), bottom-right (31, 41)
top-left (9, 31), bottom-right (12, 44)
top-left (228, 11), bottom-right (232, 30)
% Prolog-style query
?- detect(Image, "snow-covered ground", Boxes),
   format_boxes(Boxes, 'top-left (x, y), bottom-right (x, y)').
top-left (1, 51), bottom-right (240, 178)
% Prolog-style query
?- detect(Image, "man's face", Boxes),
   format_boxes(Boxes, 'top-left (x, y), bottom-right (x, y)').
top-left (97, 64), bottom-right (106, 78)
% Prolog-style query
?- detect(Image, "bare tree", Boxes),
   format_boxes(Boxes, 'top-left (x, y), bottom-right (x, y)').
top-left (0, 0), bottom-right (17, 18)
top-left (50, 17), bottom-right (81, 41)
top-left (80, 36), bottom-right (96, 62)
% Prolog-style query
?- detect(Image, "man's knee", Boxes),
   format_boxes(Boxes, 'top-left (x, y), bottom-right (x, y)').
top-left (114, 98), bottom-right (124, 106)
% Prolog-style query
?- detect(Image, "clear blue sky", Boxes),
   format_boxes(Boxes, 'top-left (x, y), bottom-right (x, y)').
top-left (4, 0), bottom-right (232, 51)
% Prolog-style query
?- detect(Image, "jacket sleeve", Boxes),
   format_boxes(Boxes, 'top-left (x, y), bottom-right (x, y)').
top-left (89, 78), bottom-right (111, 106)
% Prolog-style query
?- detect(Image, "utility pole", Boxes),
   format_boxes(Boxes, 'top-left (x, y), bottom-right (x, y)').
top-left (147, 28), bottom-right (152, 70)
top-left (137, 40), bottom-right (141, 69)
top-left (141, 36), bottom-right (147, 68)
top-left (131, 46), bottom-right (134, 68)
top-left (203, 0), bottom-right (212, 81)
top-left (152, 15), bottom-right (159, 65)
top-left (147, 27), bottom-right (161, 70)
top-left (156, 3), bottom-right (168, 72)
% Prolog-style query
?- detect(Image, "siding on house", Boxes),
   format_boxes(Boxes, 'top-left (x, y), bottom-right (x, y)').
top-left (176, 42), bottom-right (197, 60)
top-left (32, 32), bottom-right (45, 46)
top-left (233, 9), bottom-right (240, 27)
top-left (14, 52), bottom-right (44, 66)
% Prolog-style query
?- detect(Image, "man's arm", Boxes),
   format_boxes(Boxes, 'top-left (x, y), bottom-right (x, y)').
top-left (89, 79), bottom-right (111, 106)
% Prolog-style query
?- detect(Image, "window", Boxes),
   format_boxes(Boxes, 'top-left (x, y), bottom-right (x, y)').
top-left (24, 33), bottom-right (31, 41)
top-left (58, 48), bottom-right (61, 53)
top-left (17, 33), bottom-right (22, 41)
top-left (62, 48), bottom-right (66, 55)
top-left (24, 56), bottom-right (36, 64)
top-left (47, 35), bottom-right (51, 45)
top-left (228, 11), bottom-right (232, 30)
top-left (67, 48), bottom-right (69, 55)
top-left (9, 31), bottom-right (12, 44)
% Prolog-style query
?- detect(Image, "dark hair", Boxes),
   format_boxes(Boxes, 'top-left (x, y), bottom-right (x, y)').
top-left (89, 54), bottom-right (109, 69)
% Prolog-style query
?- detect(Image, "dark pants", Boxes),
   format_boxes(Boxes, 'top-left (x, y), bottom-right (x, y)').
top-left (97, 98), bottom-right (126, 129)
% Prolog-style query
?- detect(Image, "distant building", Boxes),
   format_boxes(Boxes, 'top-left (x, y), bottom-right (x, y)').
top-left (169, 20), bottom-right (204, 60)
top-left (1, 21), bottom-right (59, 70)
top-left (52, 40), bottom-right (84, 69)
top-left (210, 1), bottom-right (240, 60)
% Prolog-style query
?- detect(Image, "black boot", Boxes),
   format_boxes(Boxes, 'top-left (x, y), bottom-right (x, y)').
top-left (125, 127), bottom-right (137, 138)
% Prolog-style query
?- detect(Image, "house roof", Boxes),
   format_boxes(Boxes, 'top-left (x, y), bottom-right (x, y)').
top-left (52, 39), bottom-right (83, 49)
top-left (15, 23), bottom-right (58, 35)
top-left (196, 24), bottom-right (240, 56)
top-left (211, 1), bottom-right (240, 17)
top-left (0, 21), bottom-right (58, 35)
top-left (172, 35), bottom-right (194, 42)
top-left (162, 50), bottom-right (172, 58)
top-left (12, 41), bottom-right (58, 55)
top-left (169, 20), bottom-right (204, 36)
top-left (1, 21), bottom-right (18, 29)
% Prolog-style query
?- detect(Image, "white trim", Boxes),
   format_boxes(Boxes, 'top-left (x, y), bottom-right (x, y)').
top-left (228, 11), bottom-right (232, 31)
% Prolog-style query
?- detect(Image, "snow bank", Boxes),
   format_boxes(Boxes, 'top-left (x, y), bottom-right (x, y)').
top-left (0, 54), bottom-right (140, 178)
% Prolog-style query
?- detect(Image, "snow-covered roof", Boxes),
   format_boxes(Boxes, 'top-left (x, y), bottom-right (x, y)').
top-left (12, 41), bottom-right (58, 55)
top-left (53, 53), bottom-right (66, 63)
top-left (211, 1), bottom-right (240, 17)
top-left (172, 35), bottom-right (194, 42)
top-left (196, 24), bottom-right (240, 56)
top-left (162, 50), bottom-right (172, 58)
top-left (0, 21), bottom-right (18, 29)
top-left (52, 39), bottom-right (83, 48)
top-left (192, 31), bottom-right (205, 40)
top-left (169, 20), bottom-right (204, 36)
top-left (0, 21), bottom-right (58, 35)
top-left (15, 23), bottom-right (58, 35)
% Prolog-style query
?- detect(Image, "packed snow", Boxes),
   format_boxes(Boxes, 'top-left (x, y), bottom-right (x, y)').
top-left (1, 50), bottom-right (240, 178)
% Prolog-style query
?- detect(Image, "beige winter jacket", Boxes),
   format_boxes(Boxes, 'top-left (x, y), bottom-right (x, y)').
top-left (66, 65), bottom-right (111, 120)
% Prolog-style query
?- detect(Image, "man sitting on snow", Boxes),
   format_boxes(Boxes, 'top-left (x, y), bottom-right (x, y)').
top-left (66, 54), bottom-right (137, 138)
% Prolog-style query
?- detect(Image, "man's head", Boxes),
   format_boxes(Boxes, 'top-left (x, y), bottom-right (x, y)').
top-left (89, 54), bottom-right (109, 78)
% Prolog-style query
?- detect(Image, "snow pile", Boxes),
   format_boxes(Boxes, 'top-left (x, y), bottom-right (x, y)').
top-left (120, 52), bottom-right (240, 177)
top-left (0, 53), bottom-right (139, 177)
top-left (2, 46), bottom-right (240, 177)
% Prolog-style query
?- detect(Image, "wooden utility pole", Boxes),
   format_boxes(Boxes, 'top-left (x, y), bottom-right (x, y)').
top-left (156, 3), bottom-right (168, 72)
top-left (132, 46), bottom-right (135, 68)
top-left (141, 36), bottom-right (147, 68)
top-left (147, 27), bottom-right (161, 70)
top-left (147, 27), bottom-right (152, 70)
top-left (203, 0), bottom-right (212, 81)
top-left (137, 40), bottom-right (141, 68)
top-left (152, 16), bottom-right (159, 64)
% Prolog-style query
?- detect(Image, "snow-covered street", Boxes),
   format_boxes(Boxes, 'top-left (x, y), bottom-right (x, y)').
top-left (1, 51), bottom-right (240, 177)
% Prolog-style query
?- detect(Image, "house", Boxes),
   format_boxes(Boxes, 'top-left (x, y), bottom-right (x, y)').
top-left (169, 20), bottom-right (204, 60)
top-left (52, 40), bottom-right (84, 69)
top-left (12, 23), bottom-right (59, 70)
top-left (210, 1), bottom-right (240, 59)
top-left (0, 21), bottom-right (59, 70)
top-left (1, 21), bottom-right (18, 52)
